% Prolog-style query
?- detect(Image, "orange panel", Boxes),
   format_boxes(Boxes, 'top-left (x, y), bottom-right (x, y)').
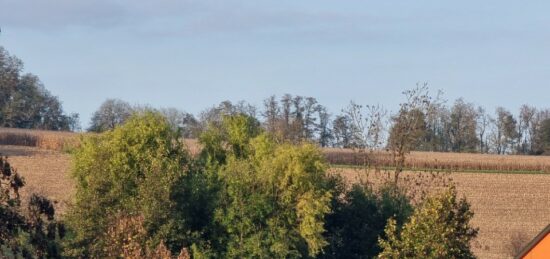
top-left (523, 233), bottom-right (550, 259)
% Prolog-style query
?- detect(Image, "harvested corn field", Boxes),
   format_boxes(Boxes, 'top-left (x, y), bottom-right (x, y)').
top-left (0, 127), bottom-right (81, 151)
top-left (325, 148), bottom-right (550, 172)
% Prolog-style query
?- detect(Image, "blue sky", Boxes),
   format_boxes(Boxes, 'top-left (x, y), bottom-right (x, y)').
top-left (1, 1), bottom-right (550, 126)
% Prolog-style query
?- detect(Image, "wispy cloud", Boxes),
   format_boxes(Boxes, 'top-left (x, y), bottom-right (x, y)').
top-left (1, 1), bottom-right (544, 45)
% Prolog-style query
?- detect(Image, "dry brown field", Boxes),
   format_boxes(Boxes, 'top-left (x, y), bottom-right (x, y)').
top-left (1, 128), bottom-right (550, 258)
top-left (0, 145), bottom-right (73, 215)
top-left (0, 127), bottom-right (201, 154)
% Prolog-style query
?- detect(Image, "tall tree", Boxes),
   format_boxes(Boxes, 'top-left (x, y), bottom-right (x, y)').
top-left (491, 107), bottom-right (518, 154)
top-left (388, 84), bottom-right (436, 177)
top-left (476, 106), bottom-right (491, 153)
top-left (530, 109), bottom-right (550, 154)
top-left (0, 47), bottom-right (77, 131)
top-left (317, 106), bottom-right (333, 147)
top-left (518, 105), bottom-right (536, 154)
top-left (332, 115), bottom-right (353, 148)
top-left (200, 114), bottom-right (333, 258)
top-left (262, 95), bottom-right (280, 135)
top-left (448, 98), bottom-right (479, 152)
top-left (421, 100), bottom-right (450, 152)
top-left (536, 118), bottom-right (550, 155)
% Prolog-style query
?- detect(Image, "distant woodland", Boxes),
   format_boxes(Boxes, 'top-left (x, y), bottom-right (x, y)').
top-left (2, 45), bottom-right (550, 155)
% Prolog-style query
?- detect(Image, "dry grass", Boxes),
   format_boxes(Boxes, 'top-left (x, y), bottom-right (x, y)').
top-left (335, 167), bottom-right (550, 259)
top-left (325, 148), bottom-right (550, 172)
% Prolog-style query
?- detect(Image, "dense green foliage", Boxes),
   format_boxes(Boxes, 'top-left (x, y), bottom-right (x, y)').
top-left (321, 183), bottom-right (412, 259)
top-left (378, 187), bottom-right (478, 259)
top-left (64, 112), bottom-right (196, 257)
top-left (0, 47), bottom-right (79, 131)
top-left (63, 112), bottom-right (478, 258)
top-left (198, 114), bottom-right (333, 258)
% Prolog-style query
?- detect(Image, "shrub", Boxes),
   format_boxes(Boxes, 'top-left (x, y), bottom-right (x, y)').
top-left (378, 186), bottom-right (478, 259)
top-left (321, 182), bottom-right (412, 258)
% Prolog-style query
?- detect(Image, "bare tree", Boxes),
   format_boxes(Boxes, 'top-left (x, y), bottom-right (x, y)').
top-left (476, 106), bottom-right (490, 153)
top-left (344, 101), bottom-right (387, 149)
top-left (388, 83), bottom-right (441, 181)
top-left (159, 108), bottom-right (200, 138)
top-left (517, 105), bottom-right (536, 154)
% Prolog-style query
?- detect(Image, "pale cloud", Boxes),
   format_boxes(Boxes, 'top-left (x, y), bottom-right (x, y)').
top-left (0, 0), bottom-right (382, 36)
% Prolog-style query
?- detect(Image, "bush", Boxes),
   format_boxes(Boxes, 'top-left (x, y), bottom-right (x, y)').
top-left (321, 182), bottom-right (412, 259)
top-left (378, 186), bottom-right (478, 259)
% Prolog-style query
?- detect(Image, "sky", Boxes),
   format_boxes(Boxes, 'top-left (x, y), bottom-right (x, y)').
top-left (1, 1), bottom-right (550, 127)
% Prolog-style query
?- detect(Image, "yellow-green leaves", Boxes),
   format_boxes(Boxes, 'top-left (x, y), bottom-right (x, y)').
top-left (214, 122), bottom-right (333, 258)
top-left (296, 190), bottom-right (331, 257)
top-left (378, 187), bottom-right (478, 259)
top-left (66, 111), bottom-right (191, 257)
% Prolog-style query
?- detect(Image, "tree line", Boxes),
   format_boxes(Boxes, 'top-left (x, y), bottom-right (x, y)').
top-left (0, 47), bottom-right (79, 131)
top-left (2, 43), bottom-right (548, 155)
top-left (90, 87), bottom-right (550, 156)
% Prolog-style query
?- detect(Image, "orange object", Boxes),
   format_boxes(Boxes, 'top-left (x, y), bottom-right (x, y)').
top-left (516, 225), bottom-right (550, 259)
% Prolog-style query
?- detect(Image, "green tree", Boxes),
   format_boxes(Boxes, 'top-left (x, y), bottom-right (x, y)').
top-left (0, 47), bottom-right (76, 131)
top-left (199, 114), bottom-right (333, 258)
top-left (65, 112), bottom-right (198, 257)
top-left (378, 187), bottom-right (478, 259)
